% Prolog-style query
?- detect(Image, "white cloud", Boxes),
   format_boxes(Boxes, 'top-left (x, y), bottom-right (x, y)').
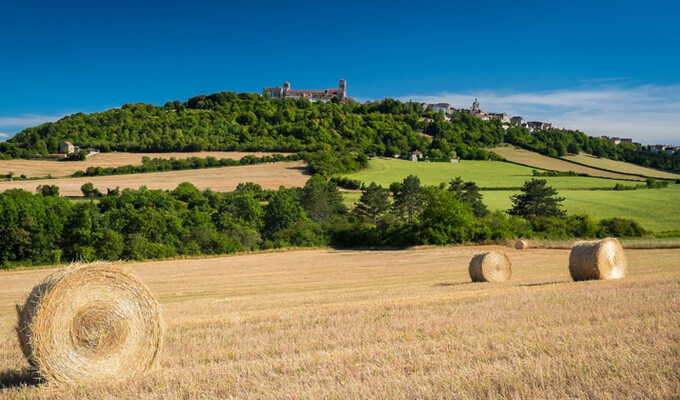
top-left (0, 114), bottom-right (67, 137)
top-left (0, 132), bottom-right (8, 138)
top-left (400, 84), bottom-right (680, 145)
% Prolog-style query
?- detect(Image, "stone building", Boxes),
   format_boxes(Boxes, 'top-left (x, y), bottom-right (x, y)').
top-left (59, 141), bottom-right (75, 154)
top-left (265, 80), bottom-right (348, 102)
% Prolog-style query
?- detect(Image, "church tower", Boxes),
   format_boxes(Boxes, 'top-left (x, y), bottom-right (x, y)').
top-left (339, 79), bottom-right (346, 98)
top-left (471, 98), bottom-right (480, 112)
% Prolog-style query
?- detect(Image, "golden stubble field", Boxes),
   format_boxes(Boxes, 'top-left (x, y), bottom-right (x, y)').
top-left (0, 161), bottom-right (309, 196)
top-left (489, 145), bottom-right (645, 181)
top-left (0, 246), bottom-right (678, 399)
top-left (0, 151), bottom-right (290, 178)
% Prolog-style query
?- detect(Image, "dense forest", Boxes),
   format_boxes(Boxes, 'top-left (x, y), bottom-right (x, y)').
top-left (0, 176), bottom-right (646, 268)
top-left (2, 92), bottom-right (678, 173)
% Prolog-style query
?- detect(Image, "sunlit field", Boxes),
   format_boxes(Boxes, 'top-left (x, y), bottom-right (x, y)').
top-left (0, 161), bottom-right (309, 196)
top-left (340, 158), bottom-right (680, 232)
top-left (489, 145), bottom-right (644, 181)
top-left (341, 158), bottom-right (639, 189)
top-left (562, 153), bottom-right (680, 180)
top-left (1, 246), bottom-right (679, 399)
top-left (479, 185), bottom-right (680, 232)
top-left (0, 151), bottom-right (288, 178)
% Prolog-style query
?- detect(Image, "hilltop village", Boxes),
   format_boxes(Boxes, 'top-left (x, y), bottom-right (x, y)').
top-left (264, 80), bottom-right (678, 153)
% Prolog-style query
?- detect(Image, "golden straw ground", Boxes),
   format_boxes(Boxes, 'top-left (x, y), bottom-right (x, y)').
top-left (1, 246), bottom-right (679, 398)
top-left (15, 262), bottom-right (162, 383)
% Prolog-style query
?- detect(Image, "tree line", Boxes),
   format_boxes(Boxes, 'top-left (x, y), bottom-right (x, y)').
top-left (0, 176), bottom-right (646, 268)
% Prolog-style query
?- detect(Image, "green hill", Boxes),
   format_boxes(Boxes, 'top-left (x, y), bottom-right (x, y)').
top-left (2, 93), bottom-right (678, 176)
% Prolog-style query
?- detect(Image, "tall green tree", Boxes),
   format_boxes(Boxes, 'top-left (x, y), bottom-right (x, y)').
top-left (263, 187), bottom-right (307, 236)
top-left (300, 175), bottom-right (346, 224)
top-left (392, 175), bottom-right (423, 222)
top-left (448, 177), bottom-right (488, 217)
top-left (355, 182), bottom-right (391, 224)
top-left (508, 179), bottom-right (566, 218)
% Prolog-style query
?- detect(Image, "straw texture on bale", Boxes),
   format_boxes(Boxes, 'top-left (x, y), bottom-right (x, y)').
top-left (16, 262), bottom-right (163, 383)
top-left (469, 251), bottom-right (513, 282)
top-left (569, 237), bottom-right (627, 281)
top-left (514, 240), bottom-right (529, 250)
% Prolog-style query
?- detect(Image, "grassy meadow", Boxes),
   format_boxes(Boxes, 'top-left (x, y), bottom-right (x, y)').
top-left (562, 153), bottom-right (680, 180)
top-left (480, 185), bottom-right (680, 232)
top-left (1, 247), bottom-right (678, 399)
top-left (340, 158), bottom-right (680, 232)
top-left (341, 158), bottom-right (638, 189)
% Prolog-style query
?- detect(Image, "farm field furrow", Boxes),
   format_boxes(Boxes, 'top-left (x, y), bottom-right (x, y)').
top-left (489, 145), bottom-right (644, 181)
top-left (341, 158), bottom-right (638, 189)
top-left (0, 151), bottom-right (289, 178)
top-left (562, 153), bottom-right (680, 180)
top-left (1, 246), bottom-right (679, 399)
top-left (0, 161), bottom-right (309, 196)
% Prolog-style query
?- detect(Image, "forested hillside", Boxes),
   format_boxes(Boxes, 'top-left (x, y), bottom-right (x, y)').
top-left (2, 92), bottom-right (678, 172)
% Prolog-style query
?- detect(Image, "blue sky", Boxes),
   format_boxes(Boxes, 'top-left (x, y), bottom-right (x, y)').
top-left (1, 0), bottom-right (678, 144)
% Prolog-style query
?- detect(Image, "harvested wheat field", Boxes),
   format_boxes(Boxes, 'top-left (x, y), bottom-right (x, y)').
top-left (0, 161), bottom-right (309, 196)
top-left (489, 145), bottom-right (645, 181)
top-left (0, 151), bottom-right (290, 178)
top-left (1, 246), bottom-right (679, 399)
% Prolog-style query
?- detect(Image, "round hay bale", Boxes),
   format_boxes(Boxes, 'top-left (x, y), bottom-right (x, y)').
top-left (569, 237), bottom-right (626, 281)
top-left (469, 251), bottom-right (513, 282)
top-left (514, 240), bottom-right (529, 250)
top-left (16, 262), bottom-right (163, 383)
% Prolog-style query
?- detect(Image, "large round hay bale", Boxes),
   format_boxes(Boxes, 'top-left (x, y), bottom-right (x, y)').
top-left (469, 251), bottom-right (513, 282)
top-left (16, 262), bottom-right (163, 383)
top-left (568, 237), bottom-right (626, 281)
top-left (514, 240), bottom-right (529, 250)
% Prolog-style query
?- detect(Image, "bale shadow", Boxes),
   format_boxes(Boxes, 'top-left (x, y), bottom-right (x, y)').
top-left (0, 368), bottom-right (42, 390)
top-left (519, 280), bottom-right (570, 287)
top-left (435, 282), bottom-right (474, 287)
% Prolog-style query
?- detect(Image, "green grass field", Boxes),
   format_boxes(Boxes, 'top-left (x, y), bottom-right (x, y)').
top-left (480, 185), bottom-right (680, 232)
top-left (341, 158), bottom-right (680, 232)
top-left (341, 158), bottom-right (640, 189)
top-left (562, 153), bottom-right (680, 180)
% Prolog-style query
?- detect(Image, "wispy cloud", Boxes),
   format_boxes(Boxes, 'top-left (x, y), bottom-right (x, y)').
top-left (580, 77), bottom-right (631, 83)
top-left (0, 114), bottom-right (67, 139)
top-left (400, 84), bottom-right (680, 145)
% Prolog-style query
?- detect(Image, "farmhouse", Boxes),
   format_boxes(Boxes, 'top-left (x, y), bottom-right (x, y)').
top-left (409, 150), bottom-right (423, 162)
top-left (58, 141), bottom-right (75, 154)
top-left (265, 80), bottom-right (348, 102)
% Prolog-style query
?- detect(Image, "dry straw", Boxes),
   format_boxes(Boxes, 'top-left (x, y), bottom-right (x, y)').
top-left (469, 251), bottom-right (513, 282)
top-left (15, 262), bottom-right (163, 383)
top-left (569, 237), bottom-right (627, 281)
top-left (514, 240), bottom-right (529, 250)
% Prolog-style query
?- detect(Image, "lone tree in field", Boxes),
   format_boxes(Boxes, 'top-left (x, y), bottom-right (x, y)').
top-left (508, 179), bottom-right (565, 218)
top-left (355, 182), bottom-right (391, 224)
